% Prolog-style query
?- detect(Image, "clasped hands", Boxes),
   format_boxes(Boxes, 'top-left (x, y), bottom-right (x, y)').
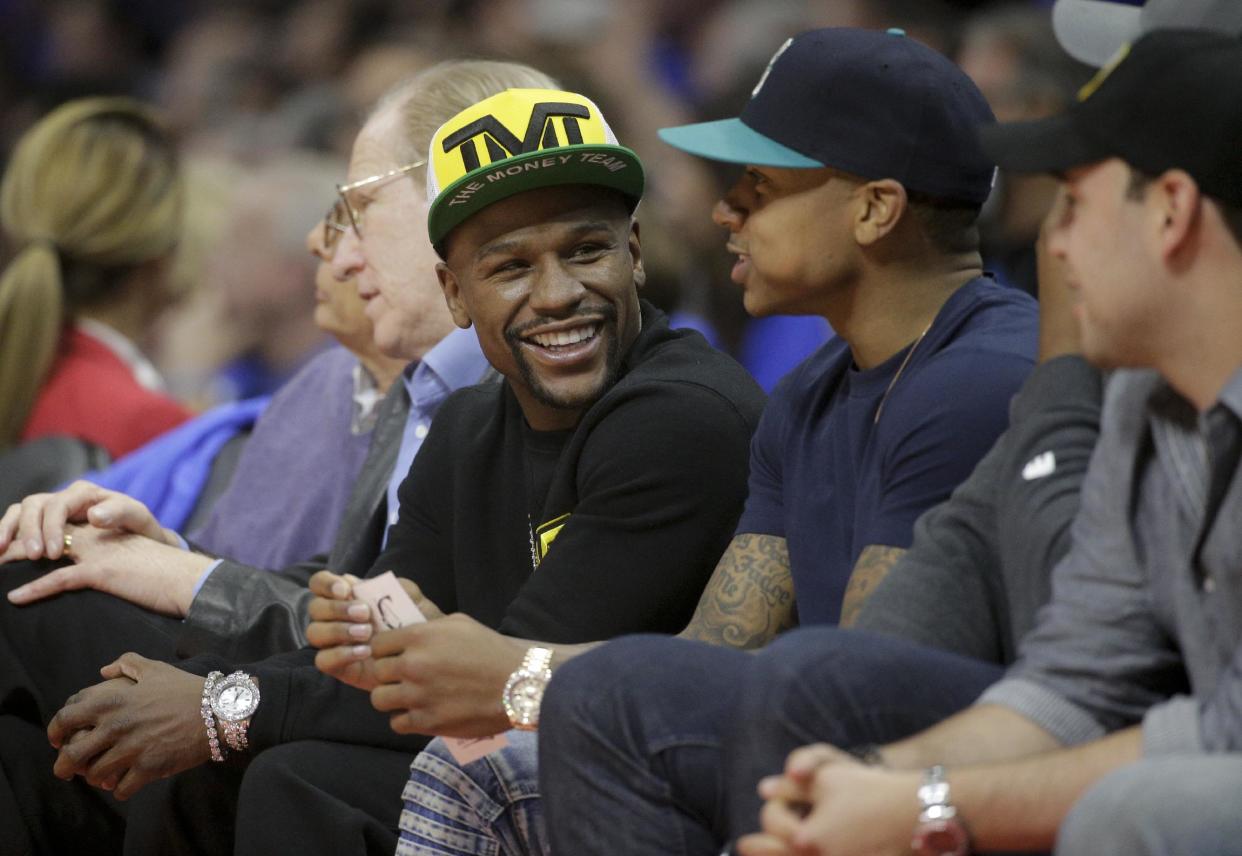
top-left (736, 744), bottom-right (921, 856)
top-left (306, 570), bottom-right (525, 738)
top-left (45, 653), bottom-right (213, 801)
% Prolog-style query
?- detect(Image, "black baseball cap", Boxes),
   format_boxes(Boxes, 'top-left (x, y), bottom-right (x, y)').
top-left (658, 27), bottom-right (998, 205)
top-left (979, 29), bottom-right (1242, 206)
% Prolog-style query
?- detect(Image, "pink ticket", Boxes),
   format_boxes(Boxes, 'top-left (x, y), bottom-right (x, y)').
top-left (351, 572), bottom-right (510, 763)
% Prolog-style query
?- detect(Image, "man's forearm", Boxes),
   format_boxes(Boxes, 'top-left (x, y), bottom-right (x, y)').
top-left (952, 726), bottom-right (1142, 850)
top-left (678, 533), bottom-right (795, 649)
top-left (873, 705), bottom-right (1140, 850)
top-left (880, 703), bottom-right (1062, 769)
top-left (839, 545), bottom-right (905, 628)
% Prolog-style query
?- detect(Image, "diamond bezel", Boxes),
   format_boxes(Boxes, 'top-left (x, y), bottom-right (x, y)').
top-left (502, 669), bottom-right (551, 728)
top-left (210, 671), bottom-right (260, 722)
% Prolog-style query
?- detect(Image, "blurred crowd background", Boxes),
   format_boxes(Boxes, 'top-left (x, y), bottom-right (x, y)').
top-left (0, 0), bottom-right (1091, 403)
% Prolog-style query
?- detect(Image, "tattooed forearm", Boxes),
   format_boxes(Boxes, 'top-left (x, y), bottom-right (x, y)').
top-left (839, 544), bottom-right (906, 628)
top-left (679, 533), bottom-right (796, 650)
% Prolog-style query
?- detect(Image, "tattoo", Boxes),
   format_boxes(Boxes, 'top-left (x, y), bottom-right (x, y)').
top-left (681, 534), bottom-right (796, 650)
top-left (839, 545), bottom-right (905, 628)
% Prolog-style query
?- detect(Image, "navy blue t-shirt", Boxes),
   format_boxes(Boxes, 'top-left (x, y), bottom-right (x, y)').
top-left (736, 276), bottom-right (1039, 625)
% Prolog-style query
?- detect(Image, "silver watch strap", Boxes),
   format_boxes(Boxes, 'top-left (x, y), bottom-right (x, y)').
top-left (917, 765), bottom-right (957, 821)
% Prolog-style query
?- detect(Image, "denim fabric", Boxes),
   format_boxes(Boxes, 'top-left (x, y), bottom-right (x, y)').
top-left (540, 636), bottom-right (756, 856)
top-left (540, 631), bottom-right (1003, 855)
top-left (1057, 754), bottom-right (1242, 856)
top-left (398, 733), bottom-right (545, 856)
top-left (722, 627), bottom-right (1004, 837)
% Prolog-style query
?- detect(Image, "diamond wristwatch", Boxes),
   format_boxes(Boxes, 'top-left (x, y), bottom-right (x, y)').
top-left (502, 647), bottom-right (553, 731)
top-left (910, 765), bottom-right (970, 856)
top-left (202, 670), bottom-right (260, 758)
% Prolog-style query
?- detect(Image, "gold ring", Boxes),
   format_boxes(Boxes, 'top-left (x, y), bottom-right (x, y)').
top-left (63, 532), bottom-right (73, 553)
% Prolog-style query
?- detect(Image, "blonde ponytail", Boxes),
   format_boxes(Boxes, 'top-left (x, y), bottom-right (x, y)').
top-left (0, 97), bottom-right (182, 449)
top-left (0, 243), bottom-right (64, 446)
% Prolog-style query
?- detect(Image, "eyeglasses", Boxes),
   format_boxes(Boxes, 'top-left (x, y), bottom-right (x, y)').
top-left (324, 160), bottom-right (426, 253)
top-left (322, 198), bottom-right (351, 255)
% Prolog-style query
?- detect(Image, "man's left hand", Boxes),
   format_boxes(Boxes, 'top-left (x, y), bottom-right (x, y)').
top-left (736, 743), bottom-right (922, 856)
top-left (369, 614), bottom-right (526, 738)
top-left (47, 653), bottom-right (212, 800)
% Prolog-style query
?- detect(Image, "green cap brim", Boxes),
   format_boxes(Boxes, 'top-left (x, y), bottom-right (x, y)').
top-left (658, 118), bottom-right (823, 167)
top-left (428, 144), bottom-right (644, 251)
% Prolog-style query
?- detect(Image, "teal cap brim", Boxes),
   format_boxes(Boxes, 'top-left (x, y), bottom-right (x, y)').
top-left (657, 117), bottom-right (823, 168)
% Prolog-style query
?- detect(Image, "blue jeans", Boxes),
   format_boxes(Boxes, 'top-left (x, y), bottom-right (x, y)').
top-left (540, 629), bottom-right (1003, 856)
top-left (398, 731), bottom-right (545, 856)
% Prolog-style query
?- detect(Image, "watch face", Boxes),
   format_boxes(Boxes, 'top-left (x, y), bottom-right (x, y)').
top-left (212, 675), bottom-right (260, 721)
top-left (508, 676), bottom-right (544, 717)
top-left (911, 819), bottom-right (970, 856)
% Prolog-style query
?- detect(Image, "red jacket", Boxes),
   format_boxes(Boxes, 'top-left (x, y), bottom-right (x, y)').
top-left (21, 326), bottom-right (192, 459)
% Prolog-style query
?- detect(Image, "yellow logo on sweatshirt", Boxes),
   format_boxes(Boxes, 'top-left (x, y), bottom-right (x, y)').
top-left (535, 513), bottom-right (571, 562)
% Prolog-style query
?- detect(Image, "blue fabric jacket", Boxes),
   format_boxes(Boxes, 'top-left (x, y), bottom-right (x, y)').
top-left (80, 397), bottom-right (270, 531)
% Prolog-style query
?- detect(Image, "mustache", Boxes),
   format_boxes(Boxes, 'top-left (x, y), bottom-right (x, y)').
top-left (505, 303), bottom-right (618, 344)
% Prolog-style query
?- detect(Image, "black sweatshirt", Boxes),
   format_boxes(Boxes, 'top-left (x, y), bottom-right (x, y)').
top-left (182, 303), bottom-right (766, 754)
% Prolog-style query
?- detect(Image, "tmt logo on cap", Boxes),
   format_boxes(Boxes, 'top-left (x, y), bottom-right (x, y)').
top-left (426, 88), bottom-right (645, 251)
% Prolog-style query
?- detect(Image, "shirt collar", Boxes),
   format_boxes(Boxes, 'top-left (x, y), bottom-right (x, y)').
top-left (1148, 362), bottom-right (1242, 427)
top-left (402, 325), bottom-right (490, 401)
top-left (75, 318), bottom-right (166, 392)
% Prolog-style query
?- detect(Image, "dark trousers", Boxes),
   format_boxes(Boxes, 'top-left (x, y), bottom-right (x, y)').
top-left (122, 740), bottom-right (414, 855)
top-left (0, 714), bottom-right (126, 856)
top-left (540, 628), bottom-right (1004, 856)
top-left (0, 561), bottom-right (187, 855)
top-left (0, 561), bottom-right (185, 724)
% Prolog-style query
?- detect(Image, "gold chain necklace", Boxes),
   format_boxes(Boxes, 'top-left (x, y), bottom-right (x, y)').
top-left (873, 322), bottom-right (932, 425)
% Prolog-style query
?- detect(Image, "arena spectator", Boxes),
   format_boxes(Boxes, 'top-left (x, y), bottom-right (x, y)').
top-left (0, 96), bottom-right (192, 459)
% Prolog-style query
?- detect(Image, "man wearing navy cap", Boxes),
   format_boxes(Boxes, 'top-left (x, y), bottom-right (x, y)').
top-left (647, 26), bottom-right (1037, 635)
top-left (728, 29), bottom-right (1242, 856)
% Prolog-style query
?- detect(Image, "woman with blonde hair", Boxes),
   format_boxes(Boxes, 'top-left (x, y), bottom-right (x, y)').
top-left (0, 96), bottom-right (192, 458)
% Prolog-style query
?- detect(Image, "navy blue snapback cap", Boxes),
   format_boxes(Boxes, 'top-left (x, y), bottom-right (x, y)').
top-left (659, 27), bottom-right (998, 205)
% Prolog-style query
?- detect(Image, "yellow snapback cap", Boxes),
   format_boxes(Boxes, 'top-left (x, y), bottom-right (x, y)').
top-left (426, 88), bottom-right (644, 250)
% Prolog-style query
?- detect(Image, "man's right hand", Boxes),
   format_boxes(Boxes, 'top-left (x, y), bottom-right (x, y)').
top-left (0, 481), bottom-right (176, 564)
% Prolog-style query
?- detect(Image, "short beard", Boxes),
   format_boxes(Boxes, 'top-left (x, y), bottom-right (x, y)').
top-left (506, 304), bottom-right (622, 412)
